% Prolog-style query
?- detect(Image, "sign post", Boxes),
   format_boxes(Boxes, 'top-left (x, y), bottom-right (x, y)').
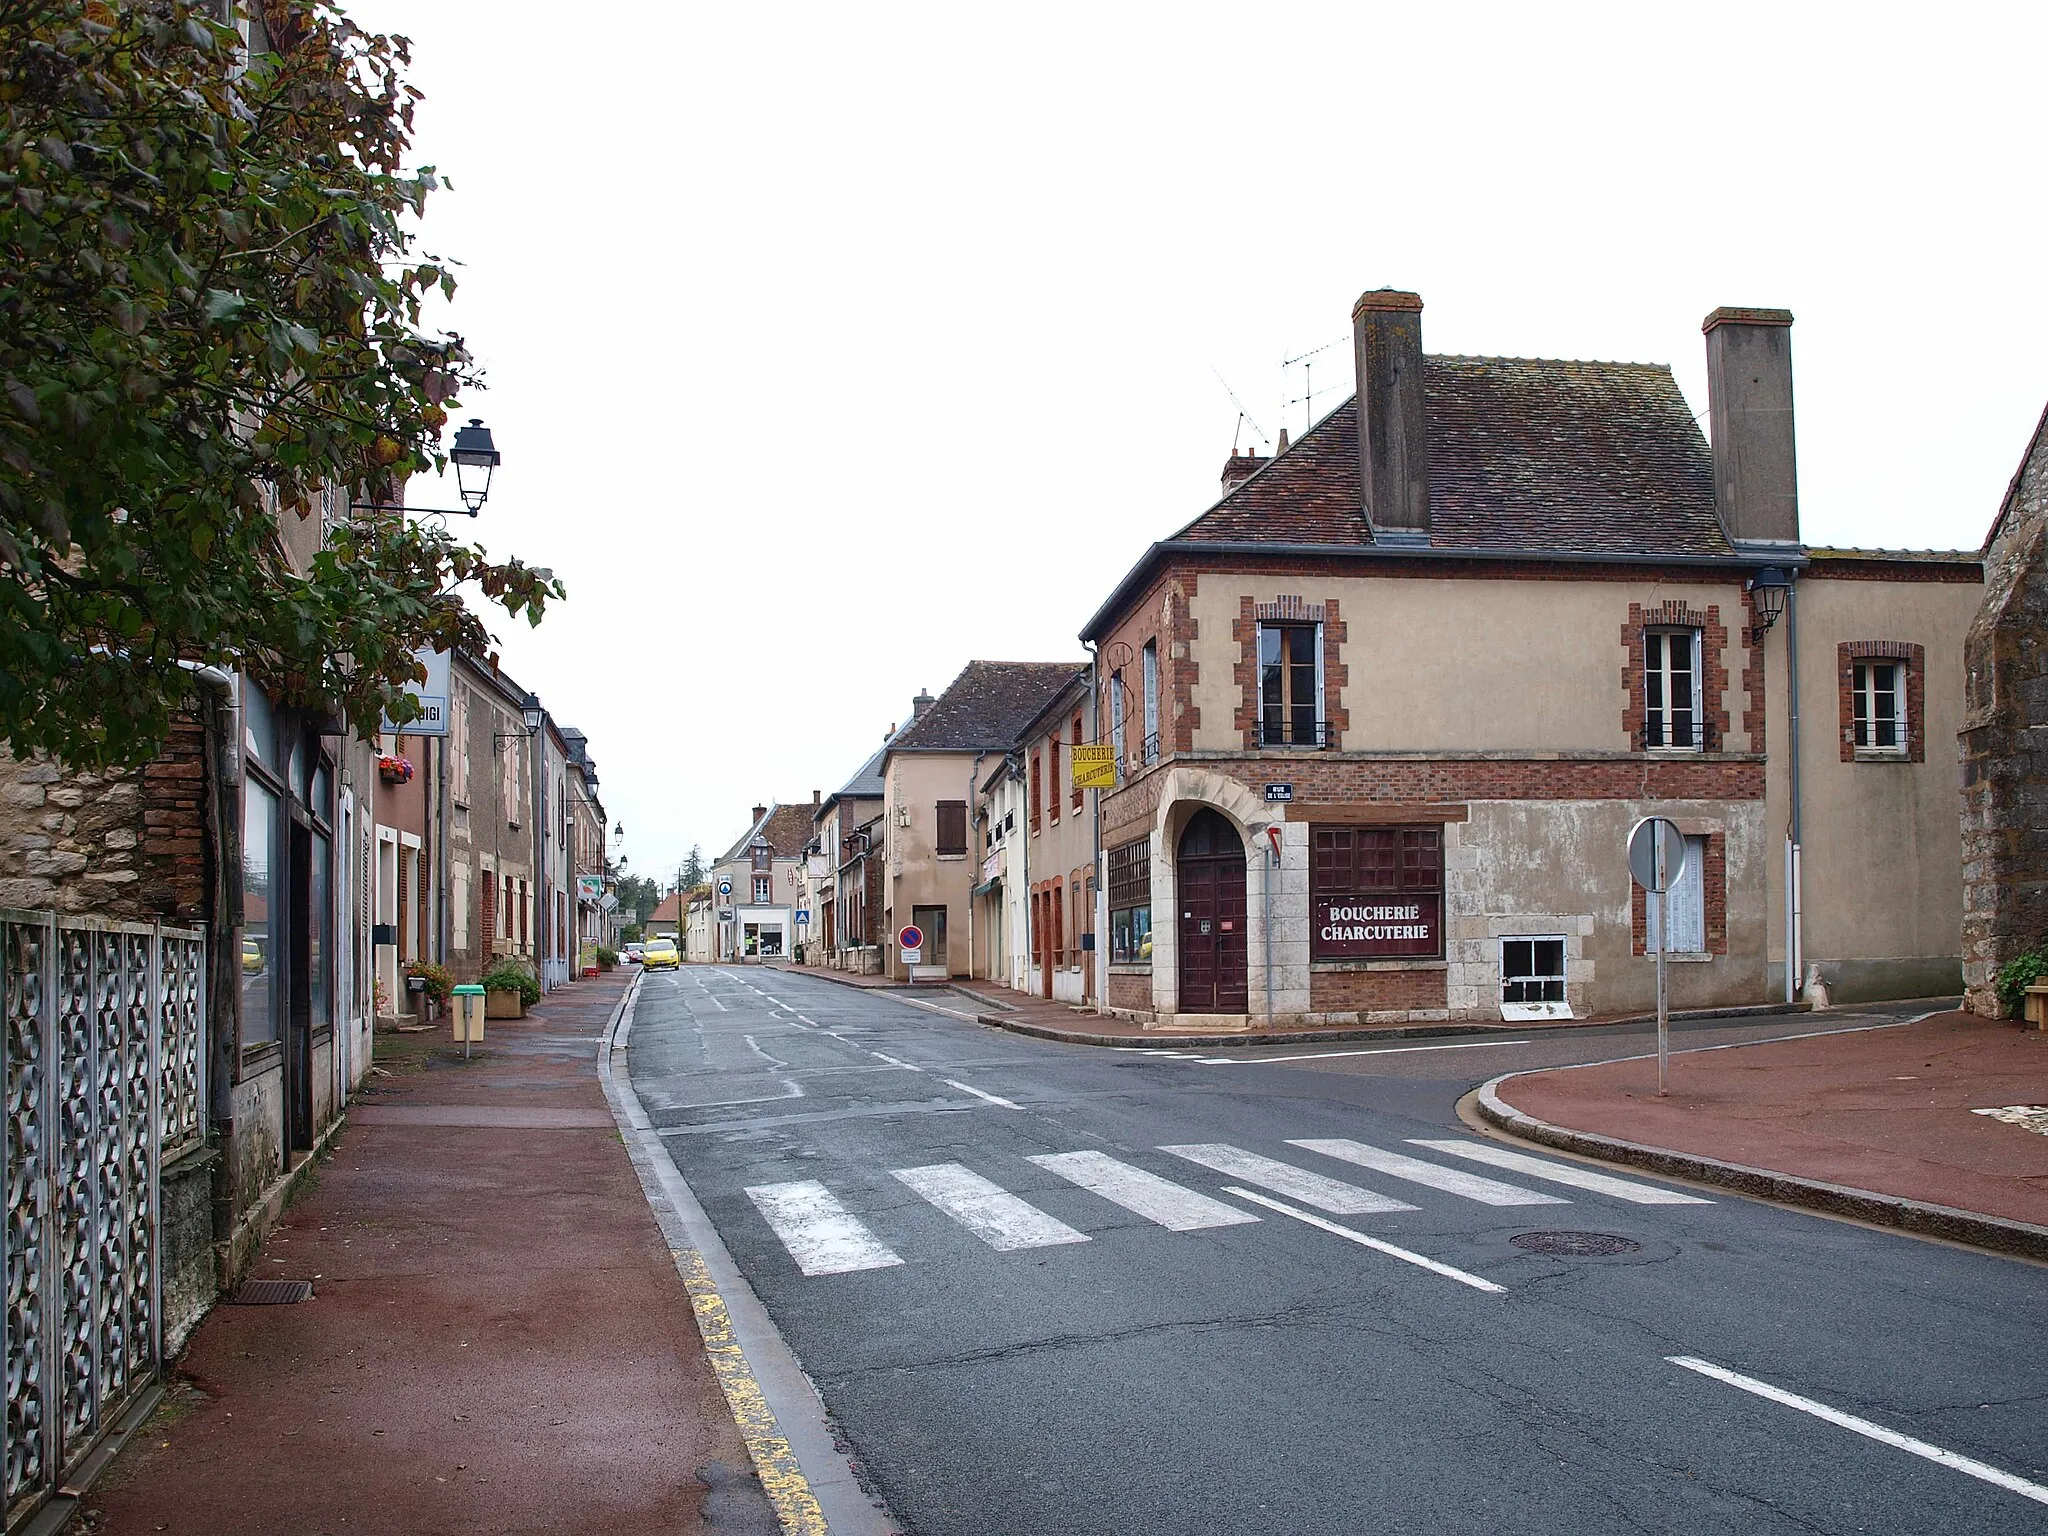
top-left (1627, 817), bottom-right (1688, 1096)
top-left (897, 924), bottom-right (923, 971)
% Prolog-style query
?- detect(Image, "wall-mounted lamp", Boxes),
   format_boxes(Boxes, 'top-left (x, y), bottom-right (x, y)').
top-left (1746, 567), bottom-right (1793, 642)
top-left (352, 418), bottom-right (504, 520)
top-left (494, 692), bottom-right (545, 753)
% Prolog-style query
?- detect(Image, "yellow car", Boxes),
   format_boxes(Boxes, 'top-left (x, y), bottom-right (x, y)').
top-left (642, 938), bottom-right (680, 971)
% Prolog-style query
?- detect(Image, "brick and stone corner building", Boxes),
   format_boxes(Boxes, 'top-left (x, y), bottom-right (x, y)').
top-left (1080, 289), bottom-right (1980, 1031)
top-left (1960, 397), bottom-right (2048, 1015)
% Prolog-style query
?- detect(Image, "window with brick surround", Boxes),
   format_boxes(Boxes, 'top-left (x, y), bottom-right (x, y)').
top-left (1029, 750), bottom-right (1042, 833)
top-left (1643, 628), bottom-right (1702, 750)
top-left (1047, 737), bottom-right (1060, 824)
top-left (1141, 641), bottom-right (1160, 764)
top-left (1258, 622), bottom-right (1322, 747)
top-left (1071, 714), bottom-right (1084, 810)
top-left (1838, 641), bottom-right (1922, 761)
top-left (1109, 671), bottom-right (1127, 769)
top-left (1311, 826), bottom-right (1442, 961)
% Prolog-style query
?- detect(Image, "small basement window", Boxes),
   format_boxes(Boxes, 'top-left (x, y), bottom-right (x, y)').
top-left (1500, 936), bottom-right (1572, 1022)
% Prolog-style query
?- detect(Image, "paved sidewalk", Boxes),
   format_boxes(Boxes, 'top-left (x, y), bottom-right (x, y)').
top-left (1482, 1008), bottom-right (2048, 1257)
top-left (80, 972), bottom-right (773, 1536)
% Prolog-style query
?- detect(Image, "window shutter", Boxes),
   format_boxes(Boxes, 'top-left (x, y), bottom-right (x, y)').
top-left (936, 800), bottom-right (967, 856)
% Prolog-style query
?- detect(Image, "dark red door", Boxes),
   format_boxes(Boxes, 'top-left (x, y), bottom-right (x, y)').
top-left (1176, 809), bottom-right (1248, 1013)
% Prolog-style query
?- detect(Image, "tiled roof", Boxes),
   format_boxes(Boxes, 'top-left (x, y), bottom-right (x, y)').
top-left (719, 802), bottom-right (815, 862)
top-left (649, 894), bottom-right (680, 922)
top-left (1177, 357), bottom-right (1727, 556)
top-left (825, 745), bottom-right (889, 809)
top-left (889, 661), bottom-right (1088, 753)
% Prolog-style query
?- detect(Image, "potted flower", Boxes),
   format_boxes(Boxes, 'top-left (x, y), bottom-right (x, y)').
top-left (481, 957), bottom-right (541, 1019)
top-left (377, 753), bottom-right (415, 785)
top-left (405, 960), bottom-right (454, 1010)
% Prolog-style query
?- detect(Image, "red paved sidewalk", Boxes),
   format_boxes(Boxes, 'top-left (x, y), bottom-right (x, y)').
top-left (1489, 1011), bottom-right (2048, 1234)
top-left (81, 972), bottom-right (769, 1536)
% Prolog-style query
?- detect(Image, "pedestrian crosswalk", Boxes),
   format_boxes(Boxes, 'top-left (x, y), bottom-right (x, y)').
top-left (741, 1136), bottom-right (1712, 1279)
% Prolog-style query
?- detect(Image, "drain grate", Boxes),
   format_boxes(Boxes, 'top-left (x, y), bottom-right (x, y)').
top-left (1509, 1231), bottom-right (1642, 1257)
top-left (229, 1278), bottom-right (315, 1305)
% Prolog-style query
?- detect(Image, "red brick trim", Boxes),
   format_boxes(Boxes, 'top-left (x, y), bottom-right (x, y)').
top-left (1632, 829), bottom-right (1726, 956)
top-left (1233, 593), bottom-right (1347, 749)
top-left (1167, 576), bottom-right (1200, 754)
top-left (1620, 601), bottom-right (1731, 750)
top-left (1232, 596), bottom-right (1260, 749)
top-left (1323, 599), bottom-right (1349, 750)
top-left (1837, 641), bottom-right (1925, 762)
top-left (1310, 966), bottom-right (1447, 1014)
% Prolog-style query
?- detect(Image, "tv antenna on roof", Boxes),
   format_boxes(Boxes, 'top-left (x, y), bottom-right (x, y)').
top-left (1210, 367), bottom-right (1270, 455)
top-left (1282, 334), bottom-right (1346, 436)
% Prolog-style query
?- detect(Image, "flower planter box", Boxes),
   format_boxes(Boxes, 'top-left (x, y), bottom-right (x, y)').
top-left (485, 987), bottom-right (527, 1019)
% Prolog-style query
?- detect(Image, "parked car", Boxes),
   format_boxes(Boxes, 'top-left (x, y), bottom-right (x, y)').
top-left (642, 938), bottom-right (680, 971)
top-left (623, 943), bottom-right (645, 964)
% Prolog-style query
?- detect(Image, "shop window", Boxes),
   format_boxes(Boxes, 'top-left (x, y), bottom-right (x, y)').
top-left (1645, 835), bottom-right (1707, 955)
top-left (1258, 623), bottom-right (1322, 747)
top-left (1500, 937), bottom-right (1567, 1008)
top-left (1643, 629), bottom-right (1702, 750)
top-left (1108, 838), bottom-right (1152, 964)
top-left (241, 778), bottom-right (279, 1044)
top-left (936, 799), bottom-right (968, 855)
top-left (309, 829), bottom-right (331, 1025)
top-left (1311, 826), bottom-right (1442, 961)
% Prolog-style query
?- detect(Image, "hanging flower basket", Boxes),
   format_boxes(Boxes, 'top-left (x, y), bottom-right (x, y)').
top-left (377, 754), bottom-right (414, 785)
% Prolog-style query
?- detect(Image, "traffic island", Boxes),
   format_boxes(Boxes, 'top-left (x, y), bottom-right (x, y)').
top-left (1475, 1008), bottom-right (2048, 1260)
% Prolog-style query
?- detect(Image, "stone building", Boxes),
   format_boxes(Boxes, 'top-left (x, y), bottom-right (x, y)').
top-left (1080, 289), bottom-right (1981, 1031)
top-left (709, 803), bottom-right (813, 960)
top-left (1960, 399), bottom-right (2048, 1014)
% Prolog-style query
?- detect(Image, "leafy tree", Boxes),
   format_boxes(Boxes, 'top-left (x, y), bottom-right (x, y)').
top-left (680, 843), bottom-right (707, 891)
top-left (612, 872), bottom-right (662, 925)
top-left (0, 0), bottom-right (563, 768)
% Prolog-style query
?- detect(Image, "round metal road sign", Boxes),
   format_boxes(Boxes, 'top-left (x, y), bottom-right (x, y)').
top-left (1627, 817), bottom-right (1687, 893)
top-left (897, 924), bottom-right (924, 951)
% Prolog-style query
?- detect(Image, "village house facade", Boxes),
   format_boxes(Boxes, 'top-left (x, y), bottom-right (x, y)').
top-left (881, 663), bottom-right (1084, 981)
top-left (1082, 290), bottom-right (1980, 1030)
top-left (709, 803), bottom-right (811, 960)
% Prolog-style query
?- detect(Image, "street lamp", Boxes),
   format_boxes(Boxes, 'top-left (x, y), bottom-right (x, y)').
top-left (520, 692), bottom-right (545, 733)
top-left (1746, 566), bottom-right (1792, 642)
top-left (450, 418), bottom-right (501, 514)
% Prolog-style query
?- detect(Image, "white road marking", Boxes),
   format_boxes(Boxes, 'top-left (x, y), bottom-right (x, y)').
top-left (700, 992), bottom-right (728, 1012)
top-left (870, 1051), bottom-right (925, 1073)
top-left (1667, 1356), bottom-right (2048, 1509)
top-left (1291, 1139), bottom-right (1569, 1206)
top-left (945, 1079), bottom-right (1021, 1109)
top-left (1225, 1187), bottom-right (1506, 1294)
top-left (744, 1180), bottom-right (904, 1275)
top-left (1028, 1151), bottom-right (1260, 1231)
top-left (1160, 1143), bottom-right (1419, 1214)
top-left (892, 1164), bottom-right (1090, 1250)
top-left (1203, 1039), bottom-right (1532, 1065)
top-left (1407, 1138), bottom-right (1713, 1205)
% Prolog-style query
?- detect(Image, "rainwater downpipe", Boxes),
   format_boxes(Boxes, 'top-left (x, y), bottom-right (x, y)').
top-left (1263, 825), bottom-right (1280, 1025)
top-left (1084, 640), bottom-right (1104, 1013)
top-left (1785, 579), bottom-right (1804, 1004)
top-left (968, 749), bottom-right (987, 983)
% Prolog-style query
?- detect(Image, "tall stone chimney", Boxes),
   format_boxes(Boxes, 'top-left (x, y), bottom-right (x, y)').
top-left (1702, 307), bottom-right (1799, 548)
top-left (1352, 289), bottom-right (1430, 542)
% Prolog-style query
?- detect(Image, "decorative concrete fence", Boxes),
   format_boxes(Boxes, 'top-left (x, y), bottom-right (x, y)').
top-left (3, 910), bottom-right (205, 1531)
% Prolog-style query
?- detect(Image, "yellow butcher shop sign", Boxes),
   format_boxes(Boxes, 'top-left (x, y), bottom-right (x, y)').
top-left (1069, 744), bottom-right (1118, 789)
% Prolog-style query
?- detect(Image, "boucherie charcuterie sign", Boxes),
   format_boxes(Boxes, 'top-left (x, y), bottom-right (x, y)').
top-left (1314, 894), bottom-right (1442, 959)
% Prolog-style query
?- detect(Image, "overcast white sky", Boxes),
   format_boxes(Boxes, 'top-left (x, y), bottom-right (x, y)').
top-left (346, 0), bottom-right (2048, 888)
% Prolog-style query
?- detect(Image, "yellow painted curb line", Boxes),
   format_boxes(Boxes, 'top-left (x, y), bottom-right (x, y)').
top-left (673, 1248), bottom-right (829, 1535)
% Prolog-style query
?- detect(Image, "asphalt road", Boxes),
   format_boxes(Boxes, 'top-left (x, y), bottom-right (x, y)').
top-left (628, 968), bottom-right (2048, 1535)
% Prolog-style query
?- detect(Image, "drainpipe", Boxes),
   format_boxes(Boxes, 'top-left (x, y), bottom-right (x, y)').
top-left (1785, 579), bottom-right (1804, 1003)
top-left (1263, 824), bottom-right (1280, 1025)
top-left (1085, 642), bottom-right (1104, 1013)
top-left (968, 749), bottom-right (987, 982)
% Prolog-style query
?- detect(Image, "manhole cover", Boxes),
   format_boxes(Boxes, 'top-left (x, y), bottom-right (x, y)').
top-left (229, 1279), bottom-right (314, 1305)
top-left (1509, 1231), bottom-right (1642, 1257)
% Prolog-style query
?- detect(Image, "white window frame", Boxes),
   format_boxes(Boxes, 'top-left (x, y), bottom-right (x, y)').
top-left (1852, 659), bottom-right (1906, 754)
top-left (1110, 671), bottom-right (1128, 770)
top-left (1255, 620), bottom-right (1325, 748)
top-left (1499, 934), bottom-right (1572, 1022)
top-left (1643, 627), bottom-right (1703, 752)
top-left (1645, 835), bottom-right (1708, 957)
top-left (1140, 641), bottom-right (1160, 765)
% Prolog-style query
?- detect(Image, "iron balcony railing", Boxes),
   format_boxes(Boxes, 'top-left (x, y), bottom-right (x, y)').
top-left (1634, 717), bottom-right (1721, 753)
top-left (1260, 716), bottom-right (1333, 749)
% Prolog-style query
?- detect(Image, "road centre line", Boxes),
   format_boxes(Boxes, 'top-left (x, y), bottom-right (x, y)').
top-left (1666, 1356), bottom-right (2048, 1508)
top-left (1224, 1187), bottom-right (1506, 1293)
top-left (869, 1051), bottom-right (925, 1073)
top-left (1202, 1039), bottom-right (1533, 1065)
top-left (944, 1079), bottom-right (1022, 1109)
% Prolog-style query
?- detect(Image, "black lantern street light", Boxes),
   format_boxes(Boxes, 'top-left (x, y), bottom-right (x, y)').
top-left (1746, 566), bottom-right (1792, 642)
top-left (352, 417), bottom-right (503, 519)
top-left (450, 418), bottom-right (501, 514)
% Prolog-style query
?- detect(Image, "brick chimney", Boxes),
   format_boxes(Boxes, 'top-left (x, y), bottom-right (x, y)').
top-left (1702, 307), bottom-right (1799, 549)
top-left (812, 788), bottom-right (821, 806)
top-left (1221, 450), bottom-right (1266, 496)
top-left (751, 804), bottom-right (766, 826)
top-left (1352, 289), bottom-right (1430, 542)
top-left (911, 688), bottom-right (935, 718)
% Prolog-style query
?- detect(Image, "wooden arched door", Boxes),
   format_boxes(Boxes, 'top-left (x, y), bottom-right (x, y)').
top-left (1176, 808), bottom-right (1248, 1012)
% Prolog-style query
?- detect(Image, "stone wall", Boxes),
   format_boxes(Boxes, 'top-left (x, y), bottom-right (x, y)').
top-left (0, 716), bottom-right (209, 920)
top-left (1960, 403), bottom-right (2048, 1015)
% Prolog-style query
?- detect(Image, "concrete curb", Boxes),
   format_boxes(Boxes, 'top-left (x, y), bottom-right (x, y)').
top-left (982, 1001), bottom-right (1812, 1051)
top-left (1474, 1071), bottom-right (2048, 1264)
top-left (598, 974), bottom-right (901, 1535)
